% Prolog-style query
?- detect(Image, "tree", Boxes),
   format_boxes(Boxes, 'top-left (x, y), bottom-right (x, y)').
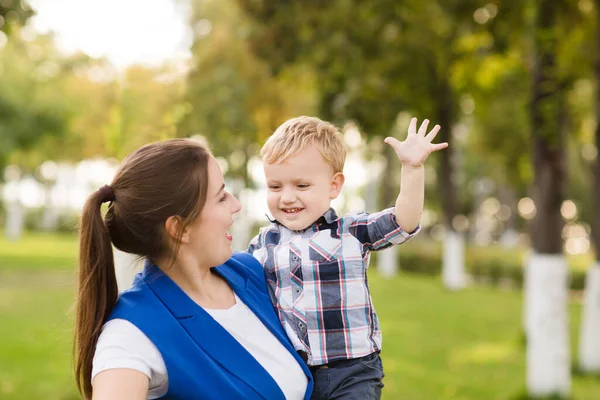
top-left (525, 0), bottom-right (573, 396)
top-left (578, 0), bottom-right (600, 375)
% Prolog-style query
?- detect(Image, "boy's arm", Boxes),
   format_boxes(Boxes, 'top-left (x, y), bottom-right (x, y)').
top-left (247, 231), bottom-right (263, 255)
top-left (394, 165), bottom-right (425, 233)
top-left (348, 208), bottom-right (419, 252)
top-left (247, 227), bottom-right (271, 267)
top-left (247, 233), bottom-right (259, 254)
top-left (384, 118), bottom-right (448, 233)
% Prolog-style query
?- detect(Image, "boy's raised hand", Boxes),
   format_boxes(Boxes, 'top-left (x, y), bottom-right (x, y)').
top-left (384, 118), bottom-right (448, 168)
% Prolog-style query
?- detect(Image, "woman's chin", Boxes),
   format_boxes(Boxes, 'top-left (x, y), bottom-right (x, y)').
top-left (222, 248), bottom-right (234, 263)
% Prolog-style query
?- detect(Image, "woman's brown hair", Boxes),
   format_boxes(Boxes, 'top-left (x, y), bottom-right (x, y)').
top-left (74, 139), bottom-right (211, 399)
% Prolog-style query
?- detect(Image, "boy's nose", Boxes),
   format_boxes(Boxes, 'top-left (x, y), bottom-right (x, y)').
top-left (280, 188), bottom-right (296, 203)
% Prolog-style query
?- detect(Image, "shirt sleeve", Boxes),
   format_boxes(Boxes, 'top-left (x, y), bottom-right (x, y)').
top-left (92, 319), bottom-right (168, 399)
top-left (347, 207), bottom-right (420, 251)
top-left (247, 232), bottom-right (262, 255)
top-left (248, 228), bottom-right (270, 267)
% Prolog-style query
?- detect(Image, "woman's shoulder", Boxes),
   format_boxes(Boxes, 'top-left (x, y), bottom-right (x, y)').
top-left (109, 275), bottom-right (154, 319)
top-left (93, 319), bottom-right (168, 398)
top-left (223, 252), bottom-right (266, 286)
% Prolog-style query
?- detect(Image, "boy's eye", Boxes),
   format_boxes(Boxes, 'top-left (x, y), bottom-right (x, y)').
top-left (268, 185), bottom-right (281, 191)
top-left (297, 184), bottom-right (309, 189)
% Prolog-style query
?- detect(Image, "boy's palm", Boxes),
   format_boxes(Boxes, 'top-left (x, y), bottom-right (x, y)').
top-left (384, 118), bottom-right (448, 168)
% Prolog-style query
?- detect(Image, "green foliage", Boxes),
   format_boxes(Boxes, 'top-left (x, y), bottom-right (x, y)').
top-left (182, 0), bottom-right (318, 184)
top-left (0, 30), bottom-right (71, 170)
top-left (0, 0), bottom-right (33, 36)
top-left (239, 0), bottom-right (489, 132)
top-left (102, 65), bottom-right (188, 159)
top-left (456, 28), bottom-right (532, 190)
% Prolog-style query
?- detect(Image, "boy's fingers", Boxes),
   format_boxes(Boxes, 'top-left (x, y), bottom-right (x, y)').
top-left (408, 118), bottom-right (417, 135)
top-left (425, 125), bottom-right (441, 142)
top-left (384, 137), bottom-right (402, 151)
top-left (418, 119), bottom-right (429, 136)
top-left (431, 142), bottom-right (449, 152)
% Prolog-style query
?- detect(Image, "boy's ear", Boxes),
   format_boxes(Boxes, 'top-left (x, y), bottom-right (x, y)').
top-left (165, 216), bottom-right (191, 244)
top-left (329, 172), bottom-right (345, 200)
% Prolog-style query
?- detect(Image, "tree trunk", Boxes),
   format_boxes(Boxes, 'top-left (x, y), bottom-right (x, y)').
top-left (526, 0), bottom-right (570, 396)
top-left (40, 182), bottom-right (59, 231)
top-left (578, 0), bottom-right (600, 374)
top-left (5, 199), bottom-right (24, 241)
top-left (497, 183), bottom-right (519, 248)
top-left (436, 80), bottom-right (465, 290)
top-left (379, 144), bottom-right (397, 209)
top-left (436, 90), bottom-right (456, 230)
top-left (593, 0), bottom-right (600, 258)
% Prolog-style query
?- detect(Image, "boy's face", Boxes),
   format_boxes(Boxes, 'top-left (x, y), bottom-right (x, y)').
top-left (263, 144), bottom-right (344, 231)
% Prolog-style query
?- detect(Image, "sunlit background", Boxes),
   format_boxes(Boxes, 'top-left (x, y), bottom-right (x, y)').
top-left (1, 0), bottom-right (600, 399)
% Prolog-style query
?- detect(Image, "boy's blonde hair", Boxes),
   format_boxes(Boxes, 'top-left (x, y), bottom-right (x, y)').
top-left (261, 116), bottom-right (346, 173)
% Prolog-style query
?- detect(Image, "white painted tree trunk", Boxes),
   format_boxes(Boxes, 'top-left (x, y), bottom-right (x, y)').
top-left (523, 250), bottom-right (532, 332)
top-left (377, 246), bottom-right (398, 278)
top-left (113, 248), bottom-right (142, 293)
top-left (578, 263), bottom-right (600, 373)
top-left (442, 231), bottom-right (466, 290)
top-left (39, 184), bottom-right (59, 231)
top-left (526, 252), bottom-right (571, 397)
top-left (500, 228), bottom-right (519, 248)
top-left (5, 200), bottom-right (24, 241)
top-left (40, 206), bottom-right (59, 231)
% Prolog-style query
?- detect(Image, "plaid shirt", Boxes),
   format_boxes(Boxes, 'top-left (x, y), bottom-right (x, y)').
top-left (248, 207), bottom-right (419, 366)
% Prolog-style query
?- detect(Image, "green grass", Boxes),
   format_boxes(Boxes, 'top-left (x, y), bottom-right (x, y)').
top-left (0, 269), bottom-right (79, 399)
top-left (0, 232), bottom-right (78, 271)
top-left (370, 272), bottom-right (600, 399)
top-left (1, 232), bottom-right (599, 399)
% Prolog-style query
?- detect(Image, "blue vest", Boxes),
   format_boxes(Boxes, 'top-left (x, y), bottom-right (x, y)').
top-left (109, 252), bottom-right (313, 399)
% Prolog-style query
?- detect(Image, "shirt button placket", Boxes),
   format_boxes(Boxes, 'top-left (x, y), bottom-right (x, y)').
top-left (297, 321), bottom-right (308, 343)
top-left (290, 252), bottom-right (303, 300)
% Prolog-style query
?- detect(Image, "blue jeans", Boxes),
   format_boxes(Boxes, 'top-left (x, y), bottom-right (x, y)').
top-left (308, 352), bottom-right (385, 400)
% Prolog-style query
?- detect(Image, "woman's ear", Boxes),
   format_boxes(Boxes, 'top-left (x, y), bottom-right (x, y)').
top-left (165, 216), bottom-right (190, 244)
top-left (329, 172), bottom-right (345, 200)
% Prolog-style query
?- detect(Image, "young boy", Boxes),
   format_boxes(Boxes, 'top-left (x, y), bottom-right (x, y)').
top-left (248, 116), bottom-right (447, 399)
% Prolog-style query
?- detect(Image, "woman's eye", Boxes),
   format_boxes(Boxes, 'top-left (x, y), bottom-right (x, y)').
top-left (219, 192), bottom-right (229, 202)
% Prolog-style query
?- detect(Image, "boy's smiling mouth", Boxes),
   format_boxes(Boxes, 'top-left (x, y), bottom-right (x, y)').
top-left (282, 208), bottom-right (304, 214)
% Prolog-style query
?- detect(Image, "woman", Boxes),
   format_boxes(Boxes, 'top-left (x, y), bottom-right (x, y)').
top-left (74, 139), bottom-right (312, 399)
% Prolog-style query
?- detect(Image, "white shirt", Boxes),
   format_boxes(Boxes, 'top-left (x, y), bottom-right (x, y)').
top-left (92, 294), bottom-right (308, 400)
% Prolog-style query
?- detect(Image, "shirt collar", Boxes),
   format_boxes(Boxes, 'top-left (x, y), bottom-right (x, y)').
top-left (321, 207), bottom-right (339, 224)
top-left (268, 207), bottom-right (339, 230)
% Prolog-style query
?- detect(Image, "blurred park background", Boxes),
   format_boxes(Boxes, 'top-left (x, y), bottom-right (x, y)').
top-left (2, 0), bottom-right (600, 399)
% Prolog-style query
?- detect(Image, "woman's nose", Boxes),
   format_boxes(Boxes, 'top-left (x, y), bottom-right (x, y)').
top-left (231, 195), bottom-right (242, 213)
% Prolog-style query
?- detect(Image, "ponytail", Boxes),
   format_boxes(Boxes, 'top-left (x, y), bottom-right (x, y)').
top-left (74, 188), bottom-right (118, 399)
